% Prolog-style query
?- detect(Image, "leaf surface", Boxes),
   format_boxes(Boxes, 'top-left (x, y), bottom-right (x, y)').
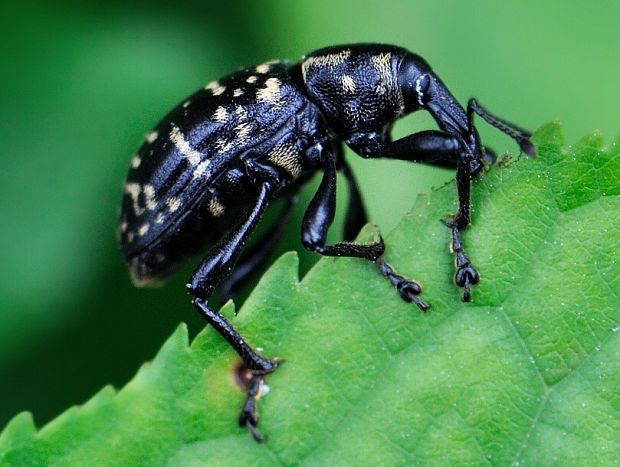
top-left (1, 123), bottom-right (619, 465)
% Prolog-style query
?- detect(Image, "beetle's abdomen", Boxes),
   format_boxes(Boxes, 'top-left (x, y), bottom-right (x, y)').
top-left (120, 60), bottom-right (323, 285)
top-left (301, 44), bottom-right (407, 142)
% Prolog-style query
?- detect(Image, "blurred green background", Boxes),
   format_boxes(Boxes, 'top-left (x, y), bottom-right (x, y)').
top-left (1, 0), bottom-right (618, 430)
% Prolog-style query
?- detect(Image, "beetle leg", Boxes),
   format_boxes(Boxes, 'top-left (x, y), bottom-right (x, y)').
top-left (301, 147), bottom-right (429, 311)
top-left (333, 141), bottom-right (368, 240)
top-left (238, 374), bottom-right (267, 443)
top-left (352, 130), bottom-right (481, 302)
top-left (340, 159), bottom-right (368, 241)
top-left (353, 129), bottom-right (462, 163)
top-left (219, 196), bottom-right (297, 300)
top-left (188, 182), bottom-right (278, 442)
top-left (445, 162), bottom-right (480, 302)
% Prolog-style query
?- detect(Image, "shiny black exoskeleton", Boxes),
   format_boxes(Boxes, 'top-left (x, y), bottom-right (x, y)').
top-left (119, 43), bottom-right (535, 442)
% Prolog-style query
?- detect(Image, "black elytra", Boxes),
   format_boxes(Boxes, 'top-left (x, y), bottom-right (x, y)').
top-left (119, 43), bottom-right (535, 442)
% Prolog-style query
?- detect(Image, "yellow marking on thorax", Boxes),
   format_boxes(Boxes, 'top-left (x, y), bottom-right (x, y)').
top-left (370, 52), bottom-right (404, 111)
top-left (341, 74), bottom-right (356, 93)
top-left (301, 49), bottom-right (351, 82)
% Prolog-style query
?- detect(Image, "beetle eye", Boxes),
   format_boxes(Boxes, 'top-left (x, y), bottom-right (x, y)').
top-left (414, 74), bottom-right (431, 107)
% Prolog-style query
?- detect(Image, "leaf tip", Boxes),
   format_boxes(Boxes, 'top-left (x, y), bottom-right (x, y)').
top-left (0, 412), bottom-right (36, 444)
top-left (532, 121), bottom-right (565, 149)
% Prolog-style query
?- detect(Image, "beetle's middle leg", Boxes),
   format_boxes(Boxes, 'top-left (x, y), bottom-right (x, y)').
top-left (188, 181), bottom-right (278, 442)
top-left (219, 196), bottom-right (297, 300)
top-left (338, 156), bottom-right (369, 241)
top-left (301, 147), bottom-right (429, 311)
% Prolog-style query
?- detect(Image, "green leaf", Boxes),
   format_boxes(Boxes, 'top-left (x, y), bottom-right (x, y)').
top-left (1, 123), bottom-right (619, 465)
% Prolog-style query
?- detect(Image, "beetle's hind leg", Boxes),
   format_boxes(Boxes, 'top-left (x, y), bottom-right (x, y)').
top-left (301, 145), bottom-right (429, 311)
top-left (188, 182), bottom-right (279, 442)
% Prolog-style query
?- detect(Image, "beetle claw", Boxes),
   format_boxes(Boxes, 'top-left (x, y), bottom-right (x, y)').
top-left (397, 281), bottom-right (430, 311)
top-left (455, 265), bottom-right (479, 302)
top-left (238, 374), bottom-right (269, 443)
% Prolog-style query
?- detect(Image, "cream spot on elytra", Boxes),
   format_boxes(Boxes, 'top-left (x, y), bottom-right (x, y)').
top-left (138, 223), bottom-right (150, 236)
top-left (208, 198), bottom-right (225, 217)
top-left (214, 137), bottom-right (234, 153)
top-left (205, 80), bottom-right (226, 96)
top-left (169, 125), bottom-right (201, 165)
top-left (213, 106), bottom-right (229, 123)
top-left (166, 196), bottom-right (181, 213)
top-left (143, 184), bottom-right (157, 211)
top-left (235, 105), bottom-right (248, 120)
top-left (124, 182), bottom-right (144, 216)
top-left (192, 159), bottom-right (211, 179)
top-left (234, 122), bottom-right (253, 144)
top-left (256, 78), bottom-right (282, 107)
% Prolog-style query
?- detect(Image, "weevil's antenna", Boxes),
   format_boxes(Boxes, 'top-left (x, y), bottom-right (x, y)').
top-left (467, 99), bottom-right (536, 157)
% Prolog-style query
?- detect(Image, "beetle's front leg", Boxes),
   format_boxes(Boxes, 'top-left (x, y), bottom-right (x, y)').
top-left (446, 163), bottom-right (479, 302)
top-left (353, 130), bottom-right (480, 302)
top-left (188, 182), bottom-right (278, 442)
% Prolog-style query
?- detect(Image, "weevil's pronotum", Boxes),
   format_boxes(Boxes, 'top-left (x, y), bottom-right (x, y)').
top-left (119, 43), bottom-right (535, 441)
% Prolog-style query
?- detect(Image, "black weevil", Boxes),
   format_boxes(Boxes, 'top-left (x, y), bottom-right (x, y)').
top-left (119, 43), bottom-right (535, 442)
